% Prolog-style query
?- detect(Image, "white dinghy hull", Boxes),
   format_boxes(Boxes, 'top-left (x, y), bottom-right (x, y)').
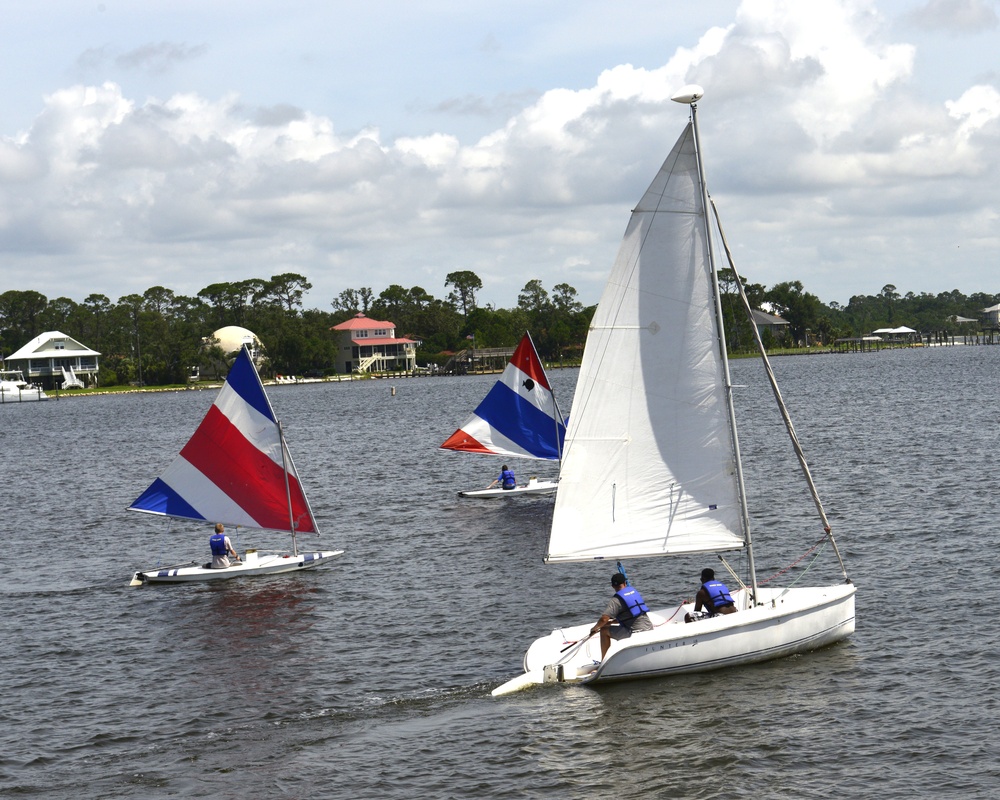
top-left (458, 477), bottom-right (558, 498)
top-left (131, 548), bottom-right (344, 585)
top-left (516, 584), bottom-right (855, 689)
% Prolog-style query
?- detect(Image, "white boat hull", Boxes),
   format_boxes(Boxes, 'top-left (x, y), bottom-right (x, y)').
top-left (0, 388), bottom-right (48, 402)
top-left (508, 584), bottom-right (855, 691)
top-left (459, 478), bottom-right (558, 498)
top-left (130, 548), bottom-right (344, 585)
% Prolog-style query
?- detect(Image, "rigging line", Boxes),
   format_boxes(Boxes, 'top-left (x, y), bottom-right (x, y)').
top-left (710, 197), bottom-right (850, 582)
top-left (717, 555), bottom-right (749, 595)
top-left (757, 535), bottom-right (829, 586)
top-left (652, 602), bottom-right (687, 627)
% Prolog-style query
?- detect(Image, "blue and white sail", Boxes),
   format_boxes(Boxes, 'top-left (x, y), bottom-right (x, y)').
top-left (441, 332), bottom-right (566, 461)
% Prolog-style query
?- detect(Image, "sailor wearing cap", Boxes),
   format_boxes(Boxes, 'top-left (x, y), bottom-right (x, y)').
top-left (589, 572), bottom-right (653, 658)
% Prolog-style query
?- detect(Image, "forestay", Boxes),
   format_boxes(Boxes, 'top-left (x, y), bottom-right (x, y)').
top-left (546, 124), bottom-right (744, 563)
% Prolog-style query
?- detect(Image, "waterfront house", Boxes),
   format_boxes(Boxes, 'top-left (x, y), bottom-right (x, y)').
top-left (331, 313), bottom-right (417, 374)
top-left (3, 331), bottom-right (101, 389)
top-left (750, 309), bottom-right (790, 342)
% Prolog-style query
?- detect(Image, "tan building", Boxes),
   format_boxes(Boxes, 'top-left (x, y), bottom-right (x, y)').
top-left (331, 313), bottom-right (417, 374)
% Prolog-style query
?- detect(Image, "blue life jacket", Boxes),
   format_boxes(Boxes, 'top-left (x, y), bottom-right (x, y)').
top-left (614, 586), bottom-right (650, 628)
top-left (500, 469), bottom-right (516, 489)
top-left (210, 533), bottom-right (228, 556)
top-left (702, 579), bottom-right (734, 611)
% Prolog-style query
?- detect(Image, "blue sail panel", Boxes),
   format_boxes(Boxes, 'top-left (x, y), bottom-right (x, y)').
top-left (129, 478), bottom-right (206, 521)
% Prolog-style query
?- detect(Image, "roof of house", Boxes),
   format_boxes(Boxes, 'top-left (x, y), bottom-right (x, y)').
top-left (4, 331), bottom-right (101, 360)
top-left (345, 336), bottom-right (417, 346)
top-left (211, 325), bottom-right (262, 353)
top-left (750, 309), bottom-right (789, 326)
top-left (332, 312), bottom-right (396, 331)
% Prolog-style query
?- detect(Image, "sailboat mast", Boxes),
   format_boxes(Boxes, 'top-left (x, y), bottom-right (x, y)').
top-left (278, 420), bottom-right (299, 557)
top-left (688, 96), bottom-right (760, 602)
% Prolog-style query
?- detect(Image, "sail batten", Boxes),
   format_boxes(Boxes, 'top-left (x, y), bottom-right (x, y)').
top-left (547, 122), bottom-right (744, 564)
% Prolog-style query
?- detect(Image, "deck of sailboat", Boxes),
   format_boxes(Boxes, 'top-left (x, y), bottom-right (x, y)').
top-left (520, 584), bottom-right (856, 687)
top-left (132, 548), bottom-right (344, 584)
top-left (458, 477), bottom-right (558, 498)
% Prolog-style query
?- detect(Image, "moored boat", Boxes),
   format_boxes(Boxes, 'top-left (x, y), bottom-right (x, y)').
top-left (0, 369), bottom-right (48, 402)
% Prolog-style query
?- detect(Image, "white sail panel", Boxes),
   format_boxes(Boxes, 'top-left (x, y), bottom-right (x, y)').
top-left (547, 122), bottom-right (745, 563)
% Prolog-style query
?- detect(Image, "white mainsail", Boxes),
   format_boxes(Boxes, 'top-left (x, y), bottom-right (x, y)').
top-left (546, 122), bottom-right (745, 563)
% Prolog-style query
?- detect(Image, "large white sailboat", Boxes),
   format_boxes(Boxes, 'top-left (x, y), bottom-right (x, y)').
top-left (493, 87), bottom-right (855, 695)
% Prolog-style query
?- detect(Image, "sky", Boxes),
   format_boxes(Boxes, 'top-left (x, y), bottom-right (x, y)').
top-left (1, 0), bottom-right (998, 313)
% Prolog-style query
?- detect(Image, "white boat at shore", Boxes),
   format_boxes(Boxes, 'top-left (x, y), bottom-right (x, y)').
top-left (493, 86), bottom-right (855, 696)
top-left (128, 345), bottom-right (343, 585)
top-left (0, 369), bottom-right (48, 403)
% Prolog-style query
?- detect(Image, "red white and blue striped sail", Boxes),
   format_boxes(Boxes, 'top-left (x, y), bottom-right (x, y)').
top-left (440, 332), bottom-right (566, 461)
top-left (127, 346), bottom-right (318, 534)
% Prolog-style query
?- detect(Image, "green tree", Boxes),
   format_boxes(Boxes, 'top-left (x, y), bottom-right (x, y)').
top-left (765, 281), bottom-right (826, 345)
top-left (445, 270), bottom-right (483, 317)
top-left (0, 290), bottom-right (48, 355)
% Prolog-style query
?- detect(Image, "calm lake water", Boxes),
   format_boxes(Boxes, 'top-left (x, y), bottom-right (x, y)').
top-left (2, 344), bottom-right (998, 798)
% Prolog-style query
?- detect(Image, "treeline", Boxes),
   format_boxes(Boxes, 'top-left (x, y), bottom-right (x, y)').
top-left (719, 275), bottom-right (999, 351)
top-left (2, 270), bottom-right (996, 387)
top-left (0, 271), bottom-right (592, 386)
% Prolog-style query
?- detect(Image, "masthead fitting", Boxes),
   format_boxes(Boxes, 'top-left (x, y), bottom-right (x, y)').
top-left (670, 85), bottom-right (705, 105)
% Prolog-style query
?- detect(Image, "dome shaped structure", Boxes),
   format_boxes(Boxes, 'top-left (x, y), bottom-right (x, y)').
top-left (212, 326), bottom-right (263, 357)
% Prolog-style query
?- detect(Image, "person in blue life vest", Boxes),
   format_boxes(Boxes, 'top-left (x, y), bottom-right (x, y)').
top-left (488, 464), bottom-right (517, 490)
top-left (685, 567), bottom-right (737, 622)
top-left (209, 523), bottom-right (241, 569)
top-left (590, 572), bottom-right (654, 659)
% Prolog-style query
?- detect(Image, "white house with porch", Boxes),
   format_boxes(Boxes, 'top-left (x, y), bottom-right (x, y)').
top-left (982, 303), bottom-right (1000, 327)
top-left (4, 331), bottom-right (101, 389)
top-left (331, 313), bottom-right (417, 374)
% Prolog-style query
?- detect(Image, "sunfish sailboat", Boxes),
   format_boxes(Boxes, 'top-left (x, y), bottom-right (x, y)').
top-left (493, 86), bottom-right (855, 695)
top-left (128, 345), bottom-right (343, 585)
top-left (441, 332), bottom-right (566, 497)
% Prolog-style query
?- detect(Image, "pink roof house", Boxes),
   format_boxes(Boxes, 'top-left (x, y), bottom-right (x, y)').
top-left (331, 313), bottom-right (417, 374)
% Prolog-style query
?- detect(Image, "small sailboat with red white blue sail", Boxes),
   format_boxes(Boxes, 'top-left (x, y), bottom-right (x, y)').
top-left (128, 345), bottom-right (343, 585)
top-left (441, 332), bottom-right (566, 497)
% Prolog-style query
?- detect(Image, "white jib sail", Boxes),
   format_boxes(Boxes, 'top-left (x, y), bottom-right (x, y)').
top-left (546, 122), bottom-right (745, 563)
